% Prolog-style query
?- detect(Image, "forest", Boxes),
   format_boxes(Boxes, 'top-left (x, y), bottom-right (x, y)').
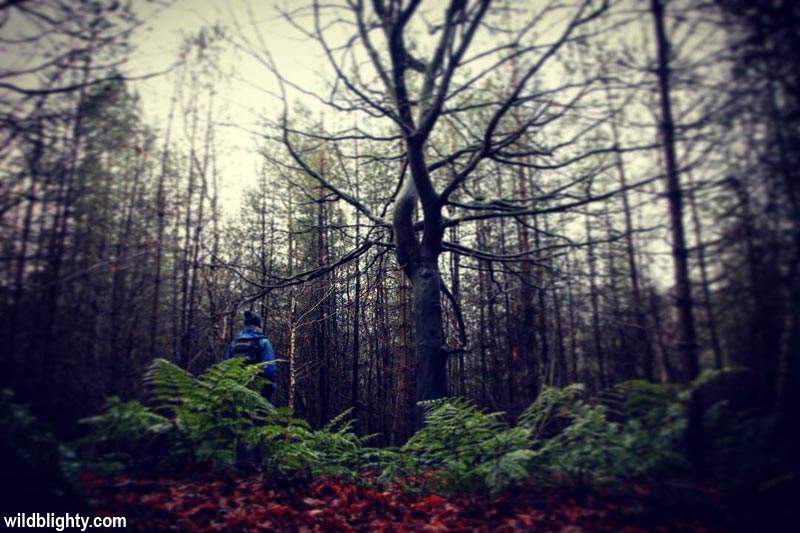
top-left (1, 0), bottom-right (798, 530)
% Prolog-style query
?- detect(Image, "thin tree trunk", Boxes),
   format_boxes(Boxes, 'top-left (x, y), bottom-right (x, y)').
top-left (184, 96), bottom-right (213, 370)
top-left (316, 148), bottom-right (329, 425)
top-left (179, 96), bottom-right (198, 367)
top-left (37, 48), bottom-right (94, 394)
top-left (585, 210), bottom-right (606, 390)
top-left (110, 148), bottom-right (145, 394)
top-left (651, 0), bottom-right (702, 473)
top-left (393, 273), bottom-right (413, 442)
top-left (477, 219), bottom-right (489, 404)
top-left (149, 75), bottom-right (178, 357)
top-left (4, 145), bottom-right (40, 377)
top-left (602, 77), bottom-right (653, 380)
top-left (685, 168), bottom-right (724, 369)
top-left (288, 184), bottom-right (298, 411)
top-left (351, 146), bottom-right (362, 417)
top-left (532, 209), bottom-right (550, 389)
top-left (651, 0), bottom-right (698, 382)
top-left (603, 204), bottom-right (627, 381)
top-left (563, 219), bottom-right (579, 384)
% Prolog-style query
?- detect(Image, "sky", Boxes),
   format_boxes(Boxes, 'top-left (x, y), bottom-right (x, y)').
top-left (125, 0), bottom-right (615, 218)
top-left (129, 0), bottom-right (333, 216)
top-left (1, 0), bottom-right (685, 284)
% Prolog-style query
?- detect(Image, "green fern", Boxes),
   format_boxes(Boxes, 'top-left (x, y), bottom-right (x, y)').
top-left (2, 389), bottom-right (89, 511)
top-left (82, 357), bottom-right (395, 476)
top-left (395, 398), bottom-right (511, 491)
top-left (82, 357), bottom-right (783, 494)
top-left (519, 383), bottom-right (586, 440)
top-left (392, 382), bottom-right (694, 492)
top-left (143, 358), bottom-right (198, 417)
top-left (80, 358), bottom-right (276, 467)
top-left (78, 397), bottom-right (170, 455)
top-left (602, 380), bottom-right (680, 423)
top-left (475, 428), bottom-right (534, 493)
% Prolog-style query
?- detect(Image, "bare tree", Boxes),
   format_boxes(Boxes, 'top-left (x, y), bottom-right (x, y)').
top-left (235, 0), bottom-right (619, 408)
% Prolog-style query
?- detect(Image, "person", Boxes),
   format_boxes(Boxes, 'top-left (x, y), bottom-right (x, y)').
top-left (225, 310), bottom-right (277, 402)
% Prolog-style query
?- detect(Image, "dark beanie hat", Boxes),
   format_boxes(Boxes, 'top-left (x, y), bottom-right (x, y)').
top-left (244, 310), bottom-right (262, 327)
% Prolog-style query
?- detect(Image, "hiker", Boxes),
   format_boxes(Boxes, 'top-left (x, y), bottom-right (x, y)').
top-left (225, 310), bottom-right (277, 402)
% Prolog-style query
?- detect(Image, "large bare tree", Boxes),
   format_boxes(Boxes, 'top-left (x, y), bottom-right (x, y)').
top-left (233, 0), bottom-right (649, 407)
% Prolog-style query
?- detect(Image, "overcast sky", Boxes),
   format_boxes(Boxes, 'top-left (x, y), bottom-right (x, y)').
top-left (126, 0), bottom-right (604, 217)
top-left (128, 0), bottom-right (334, 215)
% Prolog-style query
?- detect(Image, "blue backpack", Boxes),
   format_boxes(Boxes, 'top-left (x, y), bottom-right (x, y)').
top-left (230, 336), bottom-right (264, 365)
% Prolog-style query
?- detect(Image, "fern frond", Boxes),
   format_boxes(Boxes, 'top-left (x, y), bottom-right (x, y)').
top-left (601, 380), bottom-right (680, 423)
top-left (690, 366), bottom-right (750, 390)
top-left (143, 358), bottom-right (198, 415)
top-left (323, 408), bottom-right (355, 433)
top-left (519, 384), bottom-right (585, 440)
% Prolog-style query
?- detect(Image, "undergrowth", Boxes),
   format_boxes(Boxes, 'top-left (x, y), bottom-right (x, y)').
top-left (0, 390), bottom-right (88, 513)
top-left (74, 359), bottom-right (794, 496)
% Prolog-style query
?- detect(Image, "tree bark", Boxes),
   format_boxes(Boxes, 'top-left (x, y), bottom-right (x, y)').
top-left (411, 260), bottom-right (447, 401)
top-left (651, 0), bottom-right (702, 474)
top-left (585, 209), bottom-right (606, 391)
top-left (601, 76), bottom-right (653, 380)
top-left (149, 73), bottom-right (178, 358)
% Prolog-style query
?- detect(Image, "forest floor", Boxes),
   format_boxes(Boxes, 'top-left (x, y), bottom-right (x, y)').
top-left (80, 469), bottom-right (750, 532)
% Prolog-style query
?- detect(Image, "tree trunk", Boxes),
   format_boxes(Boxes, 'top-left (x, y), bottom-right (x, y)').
top-left (651, 0), bottom-right (698, 383)
top-left (287, 183), bottom-right (298, 411)
top-left (110, 147), bottom-right (145, 394)
top-left (602, 76), bottom-right (653, 380)
top-left (149, 74), bottom-right (178, 357)
top-left (412, 260), bottom-right (447, 401)
top-left (563, 219), bottom-right (579, 383)
top-left (651, 0), bottom-right (702, 473)
top-left (4, 146), bottom-right (40, 379)
top-left (532, 210), bottom-right (550, 389)
top-left (685, 168), bottom-right (724, 369)
top-left (585, 210), bottom-right (606, 390)
top-left (179, 98), bottom-right (198, 368)
top-left (316, 152), bottom-right (329, 425)
top-left (183, 98), bottom-right (213, 371)
top-left (393, 138), bottom-right (448, 412)
top-left (37, 52), bottom-right (93, 395)
top-left (392, 273), bottom-right (413, 442)
top-left (351, 249), bottom-right (361, 412)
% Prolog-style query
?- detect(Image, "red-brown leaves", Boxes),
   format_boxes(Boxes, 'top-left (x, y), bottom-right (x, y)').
top-left (81, 472), bottom-right (728, 532)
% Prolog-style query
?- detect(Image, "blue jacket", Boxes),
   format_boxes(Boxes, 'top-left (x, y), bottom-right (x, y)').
top-left (225, 326), bottom-right (277, 384)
